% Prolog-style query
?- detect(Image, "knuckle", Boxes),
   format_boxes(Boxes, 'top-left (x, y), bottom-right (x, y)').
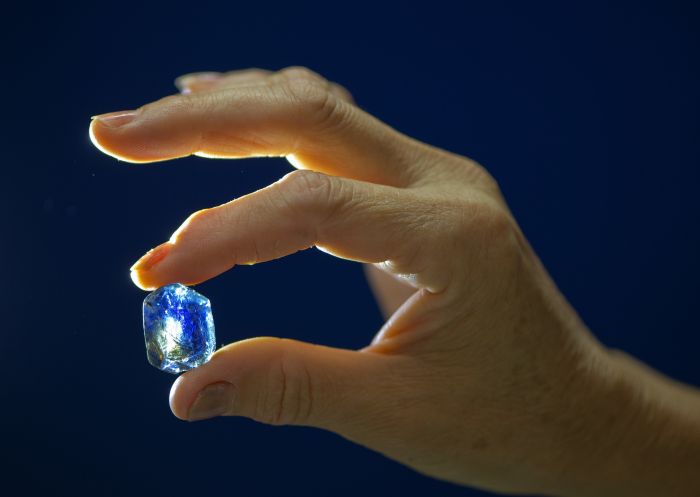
top-left (455, 197), bottom-right (521, 252)
top-left (187, 207), bottom-right (213, 223)
top-left (406, 195), bottom-right (523, 291)
top-left (330, 83), bottom-right (355, 104)
top-left (475, 202), bottom-right (516, 241)
top-left (187, 207), bottom-right (220, 231)
top-left (279, 66), bottom-right (324, 83)
top-left (467, 160), bottom-right (501, 192)
top-left (281, 77), bottom-right (344, 130)
top-left (171, 207), bottom-right (218, 244)
top-left (479, 167), bottom-right (501, 192)
top-left (280, 170), bottom-right (333, 207)
top-left (271, 170), bottom-right (334, 245)
top-left (276, 170), bottom-right (343, 245)
top-left (254, 343), bottom-right (314, 426)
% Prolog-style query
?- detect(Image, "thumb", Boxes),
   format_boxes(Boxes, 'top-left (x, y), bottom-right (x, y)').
top-left (170, 337), bottom-right (404, 432)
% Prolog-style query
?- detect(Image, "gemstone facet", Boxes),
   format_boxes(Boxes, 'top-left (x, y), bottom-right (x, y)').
top-left (143, 283), bottom-right (216, 374)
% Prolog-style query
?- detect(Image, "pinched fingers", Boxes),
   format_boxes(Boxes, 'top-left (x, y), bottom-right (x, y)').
top-left (90, 66), bottom-right (512, 294)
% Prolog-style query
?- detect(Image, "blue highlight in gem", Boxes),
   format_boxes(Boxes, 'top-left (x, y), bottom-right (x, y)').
top-left (143, 283), bottom-right (216, 374)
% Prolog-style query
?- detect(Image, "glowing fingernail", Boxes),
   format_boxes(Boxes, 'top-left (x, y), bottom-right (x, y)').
top-left (130, 243), bottom-right (172, 272)
top-left (92, 110), bottom-right (137, 128)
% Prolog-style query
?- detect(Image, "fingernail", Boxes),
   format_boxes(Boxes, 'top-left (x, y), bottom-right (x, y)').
top-left (188, 382), bottom-right (236, 421)
top-left (130, 243), bottom-right (172, 272)
top-left (91, 110), bottom-right (138, 128)
top-left (174, 73), bottom-right (221, 91)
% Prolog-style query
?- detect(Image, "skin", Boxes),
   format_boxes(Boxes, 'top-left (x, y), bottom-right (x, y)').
top-left (89, 67), bottom-right (700, 496)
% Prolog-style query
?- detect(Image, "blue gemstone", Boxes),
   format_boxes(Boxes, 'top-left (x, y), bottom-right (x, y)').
top-left (143, 283), bottom-right (216, 374)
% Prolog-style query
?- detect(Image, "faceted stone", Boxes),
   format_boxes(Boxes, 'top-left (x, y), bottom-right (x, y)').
top-left (143, 283), bottom-right (216, 374)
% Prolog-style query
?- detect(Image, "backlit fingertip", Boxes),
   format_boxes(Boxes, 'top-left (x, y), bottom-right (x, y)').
top-left (130, 269), bottom-right (157, 291)
top-left (88, 119), bottom-right (117, 158)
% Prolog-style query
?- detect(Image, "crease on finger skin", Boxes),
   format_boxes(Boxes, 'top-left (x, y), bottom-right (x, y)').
top-left (365, 288), bottom-right (438, 351)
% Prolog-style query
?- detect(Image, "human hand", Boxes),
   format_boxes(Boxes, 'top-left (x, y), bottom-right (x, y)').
top-left (90, 67), bottom-right (700, 497)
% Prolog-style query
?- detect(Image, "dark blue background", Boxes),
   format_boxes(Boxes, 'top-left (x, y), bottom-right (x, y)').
top-left (2, 1), bottom-right (698, 495)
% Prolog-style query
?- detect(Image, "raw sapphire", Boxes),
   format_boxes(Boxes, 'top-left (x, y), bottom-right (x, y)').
top-left (143, 283), bottom-right (216, 374)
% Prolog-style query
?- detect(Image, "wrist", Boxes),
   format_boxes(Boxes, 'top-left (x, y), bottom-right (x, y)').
top-left (549, 346), bottom-right (700, 497)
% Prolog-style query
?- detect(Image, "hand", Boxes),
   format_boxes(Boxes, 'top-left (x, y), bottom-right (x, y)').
top-left (90, 67), bottom-right (700, 497)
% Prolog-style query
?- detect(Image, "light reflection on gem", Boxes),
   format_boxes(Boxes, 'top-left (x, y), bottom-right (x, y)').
top-left (143, 283), bottom-right (216, 374)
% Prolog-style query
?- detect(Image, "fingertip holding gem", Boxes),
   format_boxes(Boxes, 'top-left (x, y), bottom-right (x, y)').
top-left (143, 283), bottom-right (216, 374)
